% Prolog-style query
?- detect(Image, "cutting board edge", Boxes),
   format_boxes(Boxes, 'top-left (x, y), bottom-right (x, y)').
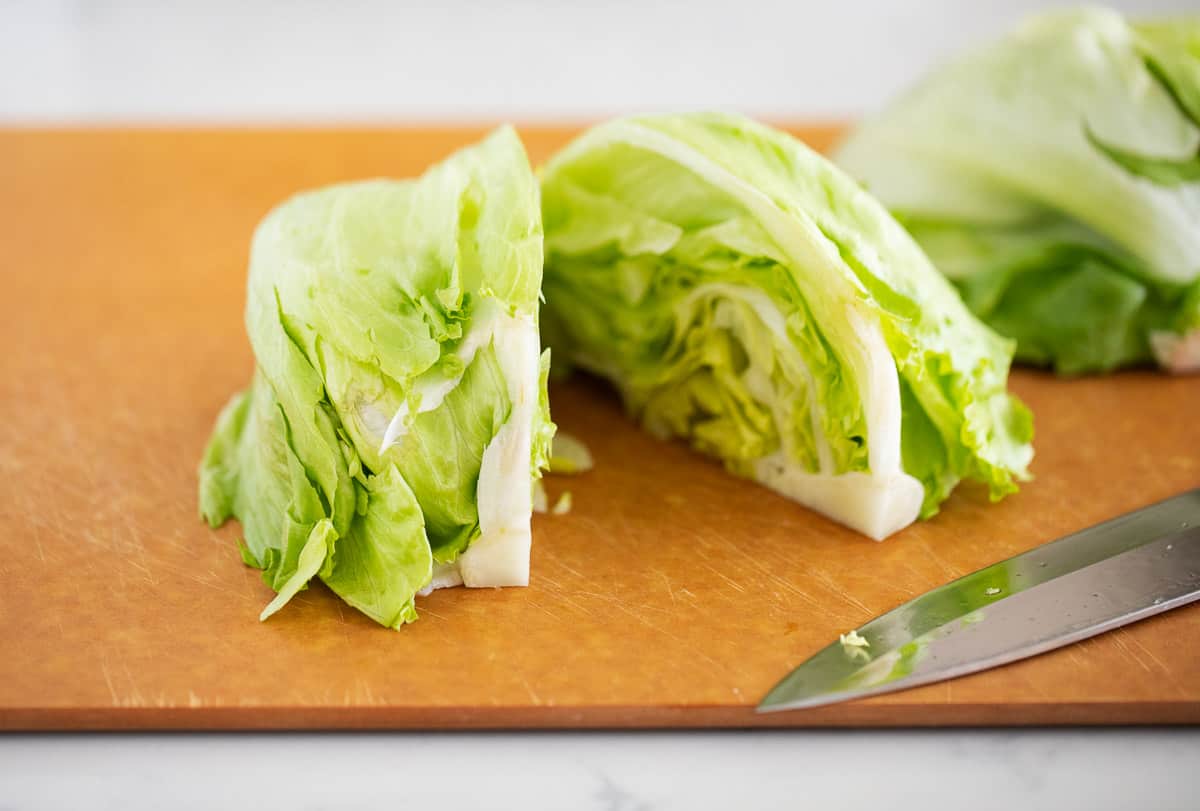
top-left (4, 701), bottom-right (1197, 731)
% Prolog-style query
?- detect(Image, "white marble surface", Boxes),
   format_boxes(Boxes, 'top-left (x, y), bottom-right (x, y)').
top-left (3, 2), bottom-right (1198, 805)
top-left (2, 0), bottom-right (1196, 122)
top-left (2, 729), bottom-right (1198, 810)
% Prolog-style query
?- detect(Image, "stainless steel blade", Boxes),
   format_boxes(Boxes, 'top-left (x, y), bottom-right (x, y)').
top-left (758, 488), bottom-right (1200, 712)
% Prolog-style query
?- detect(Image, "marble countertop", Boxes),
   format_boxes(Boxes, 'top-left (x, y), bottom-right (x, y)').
top-left (4, 0), bottom-right (1195, 123)
top-left (4, 729), bottom-right (1198, 810)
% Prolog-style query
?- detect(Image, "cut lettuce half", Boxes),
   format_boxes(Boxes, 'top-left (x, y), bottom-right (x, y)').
top-left (199, 127), bottom-right (554, 628)
top-left (836, 8), bottom-right (1200, 374)
top-left (540, 113), bottom-right (1033, 540)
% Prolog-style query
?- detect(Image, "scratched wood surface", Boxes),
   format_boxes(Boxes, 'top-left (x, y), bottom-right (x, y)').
top-left (1, 127), bottom-right (1198, 730)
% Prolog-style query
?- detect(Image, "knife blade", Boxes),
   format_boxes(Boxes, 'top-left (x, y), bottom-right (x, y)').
top-left (758, 488), bottom-right (1200, 713)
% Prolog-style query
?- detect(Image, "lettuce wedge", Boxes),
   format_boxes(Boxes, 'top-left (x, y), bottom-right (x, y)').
top-left (200, 127), bottom-right (554, 628)
top-left (540, 113), bottom-right (1032, 540)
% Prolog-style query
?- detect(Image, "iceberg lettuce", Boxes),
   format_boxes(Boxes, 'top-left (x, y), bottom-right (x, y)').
top-left (836, 9), bottom-right (1200, 374)
top-left (199, 127), bottom-right (554, 628)
top-left (540, 113), bottom-right (1032, 540)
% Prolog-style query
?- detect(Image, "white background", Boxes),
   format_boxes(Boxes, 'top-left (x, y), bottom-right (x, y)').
top-left (1, 0), bottom-right (1195, 122)
top-left (3, 1), bottom-right (1199, 809)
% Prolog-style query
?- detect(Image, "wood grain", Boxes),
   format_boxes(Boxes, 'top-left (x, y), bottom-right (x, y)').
top-left (1, 127), bottom-right (1197, 730)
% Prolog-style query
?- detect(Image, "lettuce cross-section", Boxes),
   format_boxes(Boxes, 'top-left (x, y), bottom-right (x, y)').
top-left (541, 113), bottom-right (1032, 540)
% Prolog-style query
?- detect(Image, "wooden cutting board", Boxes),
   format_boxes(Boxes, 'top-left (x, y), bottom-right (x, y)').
top-left (2, 127), bottom-right (1197, 730)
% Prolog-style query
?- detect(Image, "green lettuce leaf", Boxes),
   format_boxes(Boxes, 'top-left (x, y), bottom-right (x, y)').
top-left (837, 8), bottom-right (1200, 374)
top-left (199, 126), bottom-right (553, 628)
top-left (541, 113), bottom-right (1032, 540)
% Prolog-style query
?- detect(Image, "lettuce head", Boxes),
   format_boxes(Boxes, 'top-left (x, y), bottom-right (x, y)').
top-left (837, 8), bottom-right (1200, 374)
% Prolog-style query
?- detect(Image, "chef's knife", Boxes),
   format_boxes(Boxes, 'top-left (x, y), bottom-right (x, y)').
top-left (758, 488), bottom-right (1200, 713)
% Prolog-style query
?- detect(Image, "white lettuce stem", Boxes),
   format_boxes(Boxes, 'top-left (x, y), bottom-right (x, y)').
top-left (457, 310), bottom-right (539, 585)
